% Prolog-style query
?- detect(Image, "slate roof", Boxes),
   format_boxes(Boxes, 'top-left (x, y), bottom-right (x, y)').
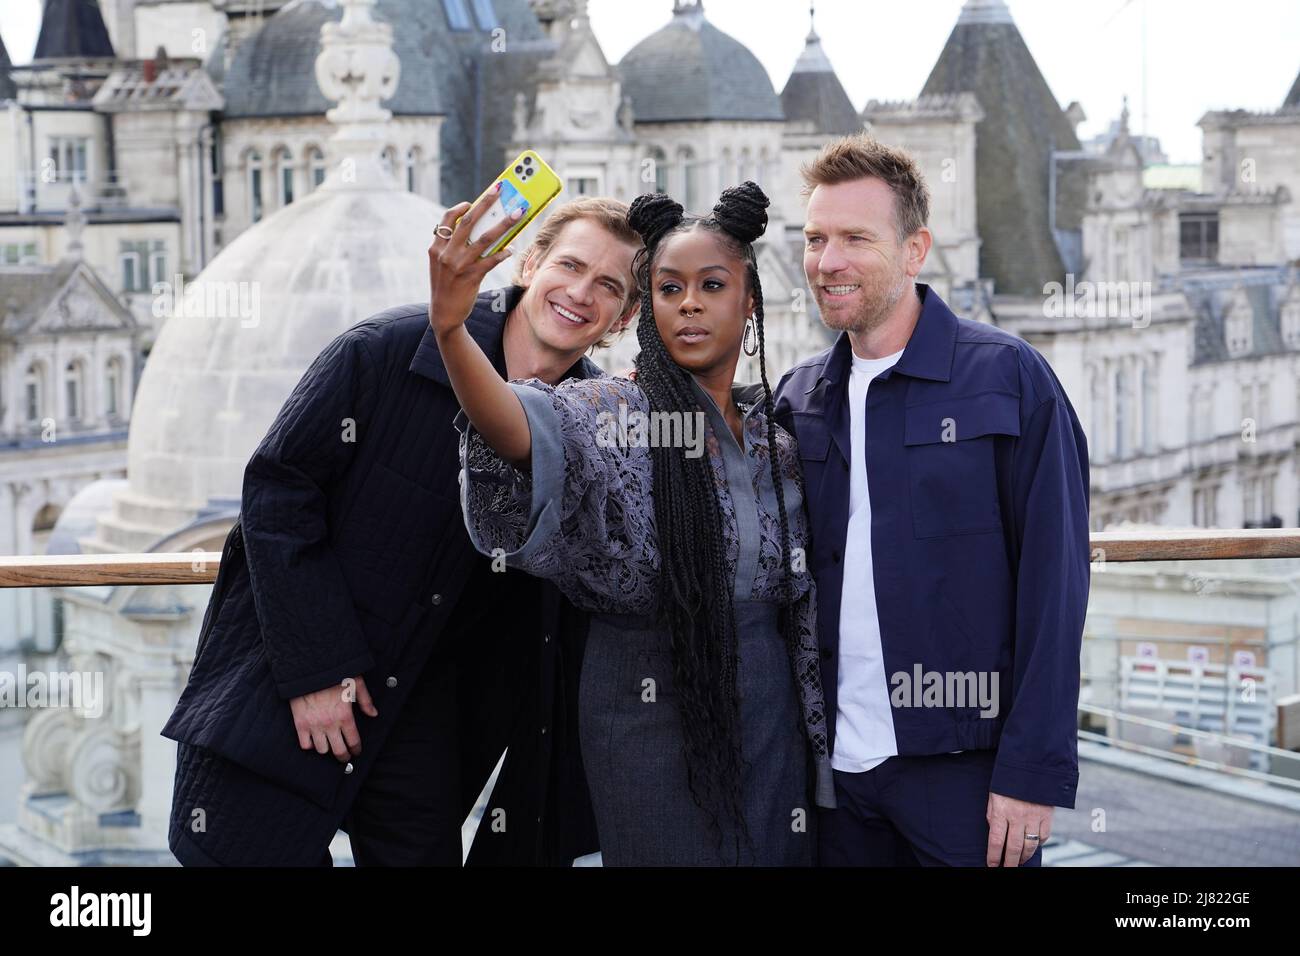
top-left (1182, 271), bottom-right (1294, 365)
top-left (780, 27), bottom-right (860, 135)
top-left (0, 31), bottom-right (15, 101)
top-left (617, 4), bottom-right (783, 124)
top-left (920, 0), bottom-right (1085, 297)
top-left (220, 0), bottom-right (549, 208)
top-left (1286, 67), bottom-right (1300, 109)
top-left (33, 0), bottom-right (115, 61)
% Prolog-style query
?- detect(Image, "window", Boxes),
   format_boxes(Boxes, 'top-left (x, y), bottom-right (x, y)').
top-left (120, 240), bottom-right (165, 292)
top-left (48, 137), bottom-right (90, 184)
top-left (65, 361), bottom-right (84, 422)
top-left (1225, 296), bottom-right (1252, 356)
top-left (274, 148), bottom-right (294, 206)
top-left (1193, 484), bottom-right (1219, 528)
top-left (24, 364), bottom-right (43, 423)
top-left (646, 147), bottom-right (668, 194)
top-left (442, 0), bottom-right (472, 30)
top-left (567, 177), bottom-right (598, 196)
top-left (679, 146), bottom-right (699, 213)
top-left (106, 356), bottom-right (122, 418)
top-left (1113, 367), bottom-right (1127, 459)
top-left (406, 147), bottom-right (420, 193)
top-left (309, 147), bottom-right (327, 189)
top-left (1282, 295), bottom-right (1300, 348)
top-left (2, 243), bottom-right (38, 265)
top-left (248, 150), bottom-right (263, 223)
top-left (1179, 212), bottom-right (1218, 263)
top-left (381, 147), bottom-right (398, 180)
top-left (471, 0), bottom-right (498, 29)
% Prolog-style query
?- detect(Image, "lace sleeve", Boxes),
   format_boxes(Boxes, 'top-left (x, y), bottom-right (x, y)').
top-left (458, 376), bottom-right (660, 613)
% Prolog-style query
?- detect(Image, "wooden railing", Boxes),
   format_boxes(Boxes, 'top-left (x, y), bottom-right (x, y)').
top-left (1, 528), bottom-right (1299, 588)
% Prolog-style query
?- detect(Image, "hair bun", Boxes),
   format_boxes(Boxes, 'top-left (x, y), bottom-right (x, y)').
top-left (628, 192), bottom-right (684, 248)
top-left (712, 181), bottom-right (769, 245)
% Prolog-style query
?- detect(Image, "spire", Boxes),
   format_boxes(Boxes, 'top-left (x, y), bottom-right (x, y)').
top-left (34, 0), bottom-right (116, 61)
top-left (313, 0), bottom-right (402, 191)
top-left (957, 0), bottom-right (1014, 26)
top-left (792, 1), bottom-right (833, 74)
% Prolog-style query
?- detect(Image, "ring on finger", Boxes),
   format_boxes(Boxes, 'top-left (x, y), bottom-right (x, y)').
top-left (434, 224), bottom-right (454, 240)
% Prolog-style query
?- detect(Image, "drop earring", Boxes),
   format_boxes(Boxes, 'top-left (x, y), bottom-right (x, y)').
top-left (742, 315), bottom-right (758, 356)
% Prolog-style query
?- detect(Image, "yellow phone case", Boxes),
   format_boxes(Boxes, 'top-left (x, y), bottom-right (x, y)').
top-left (460, 150), bottom-right (563, 257)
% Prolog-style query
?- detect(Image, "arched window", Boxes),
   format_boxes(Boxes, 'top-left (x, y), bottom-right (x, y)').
top-left (65, 359), bottom-right (85, 422)
top-left (678, 146), bottom-right (699, 213)
top-left (105, 355), bottom-right (124, 418)
top-left (646, 147), bottom-right (668, 194)
top-left (739, 147), bottom-right (753, 183)
top-left (720, 147), bottom-right (733, 190)
top-left (758, 146), bottom-right (771, 185)
top-left (247, 149), bottom-right (264, 223)
top-left (406, 147), bottom-right (420, 193)
top-left (380, 147), bottom-right (398, 181)
top-left (24, 362), bottom-right (45, 424)
top-left (274, 147), bottom-right (294, 206)
top-left (308, 147), bottom-right (326, 190)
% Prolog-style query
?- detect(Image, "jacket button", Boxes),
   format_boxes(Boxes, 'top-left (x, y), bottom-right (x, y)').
top-left (541, 726), bottom-right (547, 735)
top-left (543, 633), bottom-right (550, 644)
top-left (344, 762), bottom-right (354, 774)
top-left (430, 593), bottom-right (442, 606)
top-left (821, 648), bottom-right (833, 661)
top-left (386, 676), bottom-right (397, 688)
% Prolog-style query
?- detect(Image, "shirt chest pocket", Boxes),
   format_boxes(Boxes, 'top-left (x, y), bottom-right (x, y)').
top-left (903, 392), bottom-right (1020, 539)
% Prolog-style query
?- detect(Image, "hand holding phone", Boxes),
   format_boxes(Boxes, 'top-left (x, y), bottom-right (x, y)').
top-left (456, 150), bottom-right (563, 258)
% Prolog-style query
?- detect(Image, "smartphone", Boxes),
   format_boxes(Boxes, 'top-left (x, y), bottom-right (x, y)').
top-left (459, 150), bottom-right (563, 257)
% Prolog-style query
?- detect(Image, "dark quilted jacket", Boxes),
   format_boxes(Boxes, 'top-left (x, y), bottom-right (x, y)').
top-left (161, 286), bottom-right (600, 865)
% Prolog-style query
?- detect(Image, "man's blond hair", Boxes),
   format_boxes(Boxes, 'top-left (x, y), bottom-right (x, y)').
top-left (515, 197), bottom-right (642, 348)
top-left (800, 133), bottom-right (930, 241)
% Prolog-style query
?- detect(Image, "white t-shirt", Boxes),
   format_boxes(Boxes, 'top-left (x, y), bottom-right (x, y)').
top-left (832, 347), bottom-right (904, 773)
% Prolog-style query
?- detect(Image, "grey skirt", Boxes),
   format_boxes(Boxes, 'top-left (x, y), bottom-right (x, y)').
top-left (579, 599), bottom-right (814, 866)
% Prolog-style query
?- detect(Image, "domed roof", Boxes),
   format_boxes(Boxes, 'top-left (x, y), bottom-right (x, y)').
top-left (618, 2), bottom-right (782, 124)
top-left (110, 0), bottom-right (515, 544)
top-left (222, 0), bottom-right (546, 120)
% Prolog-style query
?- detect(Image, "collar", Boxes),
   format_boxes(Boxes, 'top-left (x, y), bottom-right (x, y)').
top-left (410, 284), bottom-right (603, 386)
top-left (811, 283), bottom-right (957, 392)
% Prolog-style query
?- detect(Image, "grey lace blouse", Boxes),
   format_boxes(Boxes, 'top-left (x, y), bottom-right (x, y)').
top-left (457, 375), bottom-right (834, 808)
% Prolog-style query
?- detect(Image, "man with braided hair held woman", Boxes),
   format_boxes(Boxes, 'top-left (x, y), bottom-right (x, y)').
top-left (433, 181), bottom-right (833, 866)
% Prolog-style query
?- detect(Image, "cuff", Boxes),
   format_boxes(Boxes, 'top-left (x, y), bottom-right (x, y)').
top-left (990, 756), bottom-right (1079, 809)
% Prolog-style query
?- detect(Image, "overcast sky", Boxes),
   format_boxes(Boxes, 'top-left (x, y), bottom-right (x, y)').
top-left (3, 0), bottom-right (1298, 163)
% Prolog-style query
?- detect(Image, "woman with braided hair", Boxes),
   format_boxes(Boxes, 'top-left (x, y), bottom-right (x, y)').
top-left (433, 180), bottom-right (833, 866)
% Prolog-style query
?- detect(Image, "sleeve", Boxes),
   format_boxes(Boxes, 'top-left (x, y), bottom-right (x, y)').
top-left (989, 357), bottom-right (1091, 808)
top-left (456, 376), bottom-right (659, 612)
top-left (240, 328), bottom-right (380, 700)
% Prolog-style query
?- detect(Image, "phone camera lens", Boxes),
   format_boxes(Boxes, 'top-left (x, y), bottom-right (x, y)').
top-left (515, 165), bottom-right (524, 175)
top-left (523, 157), bottom-right (532, 166)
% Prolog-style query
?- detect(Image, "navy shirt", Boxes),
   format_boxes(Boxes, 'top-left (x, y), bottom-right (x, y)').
top-left (774, 284), bottom-right (1091, 808)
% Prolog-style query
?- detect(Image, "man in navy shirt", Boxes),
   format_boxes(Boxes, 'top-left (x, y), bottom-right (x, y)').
top-left (775, 134), bottom-right (1090, 867)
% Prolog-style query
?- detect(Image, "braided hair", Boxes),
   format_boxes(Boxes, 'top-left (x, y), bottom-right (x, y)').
top-left (626, 181), bottom-right (800, 860)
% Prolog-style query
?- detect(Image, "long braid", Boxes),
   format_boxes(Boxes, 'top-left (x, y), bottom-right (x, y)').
top-left (626, 182), bottom-right (792, 862)
top-left (629, 220), bottom-right (748, 854)
top-left (750, 265), bottom-right (806, 740)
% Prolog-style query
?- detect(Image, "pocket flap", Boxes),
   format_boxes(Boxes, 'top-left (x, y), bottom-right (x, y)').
top-left (903, 391), bottom-right (1021, 446)
top-left (791, 413), bottom-right (830, 461)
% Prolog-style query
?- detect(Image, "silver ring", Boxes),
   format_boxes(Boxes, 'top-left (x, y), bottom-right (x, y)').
top-left (434, 224), bottom-right (454, 241)
top-left (1025, 833), bottom-right (1041, 841)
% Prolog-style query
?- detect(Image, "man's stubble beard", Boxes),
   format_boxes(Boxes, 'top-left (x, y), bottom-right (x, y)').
top-left (817, 264), bottom-right (911, 337)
